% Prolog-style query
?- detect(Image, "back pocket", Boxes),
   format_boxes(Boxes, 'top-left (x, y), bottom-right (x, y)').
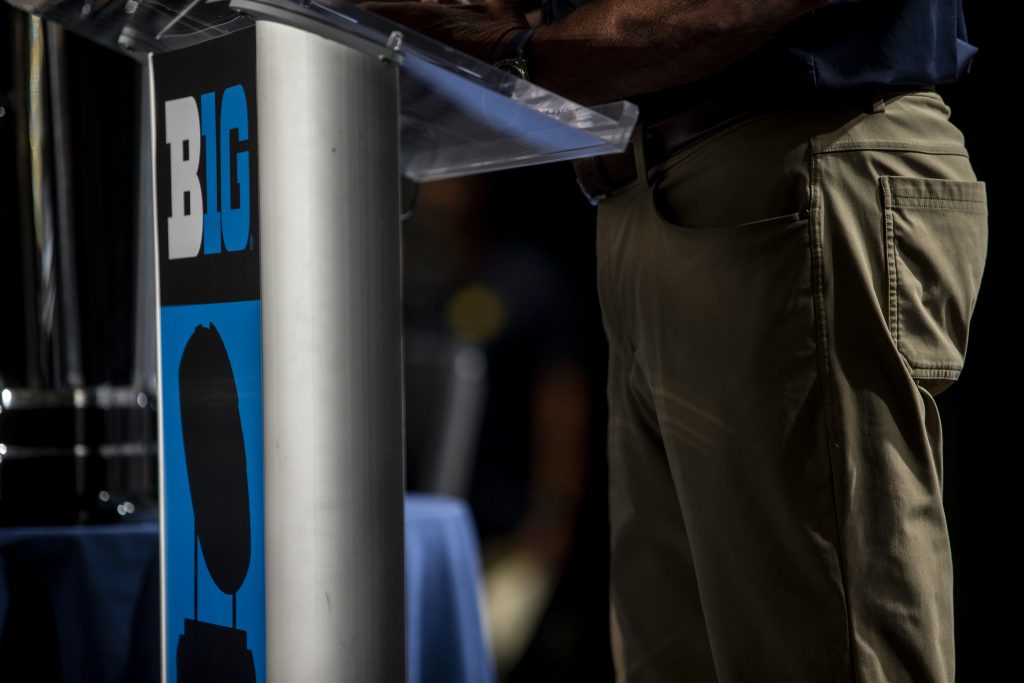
top-left (880, 175), bottom-right (988, 394)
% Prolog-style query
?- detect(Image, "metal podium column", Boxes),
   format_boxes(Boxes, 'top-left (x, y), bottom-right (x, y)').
top-left (256, 22), bottom-right (405, 681)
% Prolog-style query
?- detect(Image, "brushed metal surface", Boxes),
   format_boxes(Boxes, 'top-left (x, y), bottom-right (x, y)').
top-left (257, 20), bottom-right (405, 682)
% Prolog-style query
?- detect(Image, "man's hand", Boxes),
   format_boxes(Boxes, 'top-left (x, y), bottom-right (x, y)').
top-left (358, 1), bottom-right (529, 63)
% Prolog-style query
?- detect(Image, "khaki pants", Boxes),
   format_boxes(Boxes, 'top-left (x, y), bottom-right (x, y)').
top-left (597, 91), bottom-right (988, 682)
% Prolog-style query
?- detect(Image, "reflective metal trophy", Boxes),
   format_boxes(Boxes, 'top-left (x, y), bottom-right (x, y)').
top-left (1, 0), bottom-right (636, 679)
top-left (0, 11), bottom-right (158, 527)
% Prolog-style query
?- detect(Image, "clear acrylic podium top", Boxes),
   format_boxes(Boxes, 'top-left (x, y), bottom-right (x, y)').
top-left (8, 0), bottom-right (637, 181)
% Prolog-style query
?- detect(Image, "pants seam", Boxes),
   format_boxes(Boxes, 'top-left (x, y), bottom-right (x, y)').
top-left (809, 151), bottom-right (859, 683)
top-left (881, 177), bottom-right (900, 347)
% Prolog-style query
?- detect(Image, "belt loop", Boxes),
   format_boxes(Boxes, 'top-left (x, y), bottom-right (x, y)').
top-left (871, 89), bottom-right (886, 114)
top-left (632, 121), bottom-right (650, 188)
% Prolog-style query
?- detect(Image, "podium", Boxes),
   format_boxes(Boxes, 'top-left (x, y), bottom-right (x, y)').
top-left (4, 0), bottom-right (637, 680)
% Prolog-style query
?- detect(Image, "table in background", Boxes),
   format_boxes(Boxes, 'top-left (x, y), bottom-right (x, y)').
top-left (0, 493), bottom-right (492, 683)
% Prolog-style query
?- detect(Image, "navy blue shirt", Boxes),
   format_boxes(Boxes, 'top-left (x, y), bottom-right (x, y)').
top-left (541, 0), bottom-right (977, 90)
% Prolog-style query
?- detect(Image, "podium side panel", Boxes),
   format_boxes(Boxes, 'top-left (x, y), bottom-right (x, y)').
top-left (152, 28), bottom-right (266, 683)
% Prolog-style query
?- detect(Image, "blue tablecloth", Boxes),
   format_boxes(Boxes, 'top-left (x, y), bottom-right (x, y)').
top-left (406, 494), bottom-right (494, 683)
top-left (0, 494), bottom-right (494, 683)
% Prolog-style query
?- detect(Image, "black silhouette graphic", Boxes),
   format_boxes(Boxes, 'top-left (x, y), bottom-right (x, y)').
top-left (176, 323), bottom-right (255, 682)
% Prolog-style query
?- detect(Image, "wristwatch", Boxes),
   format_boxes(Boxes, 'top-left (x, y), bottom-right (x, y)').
top-left (494, 27), bottom-right (536, 81)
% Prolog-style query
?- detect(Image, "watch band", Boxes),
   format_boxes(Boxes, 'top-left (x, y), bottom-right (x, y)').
top-left (494, 27), bottom-right (536, 81)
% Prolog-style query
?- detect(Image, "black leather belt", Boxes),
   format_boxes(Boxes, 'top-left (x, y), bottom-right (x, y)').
top-left (573, 84), bottom-right (936, 204)
top-left (573, 91), bottom-right (755, 204)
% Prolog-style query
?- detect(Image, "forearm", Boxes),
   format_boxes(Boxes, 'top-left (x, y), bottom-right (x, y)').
top-left (361, 0), bottom-right (830, 104)
top-left (529, 0), bottom-right (829, 104)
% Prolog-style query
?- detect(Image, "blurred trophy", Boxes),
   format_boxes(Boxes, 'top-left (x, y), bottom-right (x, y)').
top-left (0, 9), bottom-right (157, 525)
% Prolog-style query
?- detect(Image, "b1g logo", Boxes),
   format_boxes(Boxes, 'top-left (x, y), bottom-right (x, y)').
top-left (164, 85), bottom-right (250, 260)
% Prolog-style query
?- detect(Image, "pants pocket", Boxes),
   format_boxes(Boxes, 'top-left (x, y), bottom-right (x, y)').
top-left (650, 174), bottom-right (809, 240)
top-left (879, 175), bottom-right (988, 394)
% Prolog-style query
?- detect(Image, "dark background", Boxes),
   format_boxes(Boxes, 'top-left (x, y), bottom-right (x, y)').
top-left (933, 3), bottom-right (1017, 678)
top-left (0, 2), bottom-right (1016, 680)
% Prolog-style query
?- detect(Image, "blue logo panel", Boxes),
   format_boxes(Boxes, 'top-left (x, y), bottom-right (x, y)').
top-left (161, 300), bottom-right (265, 682)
